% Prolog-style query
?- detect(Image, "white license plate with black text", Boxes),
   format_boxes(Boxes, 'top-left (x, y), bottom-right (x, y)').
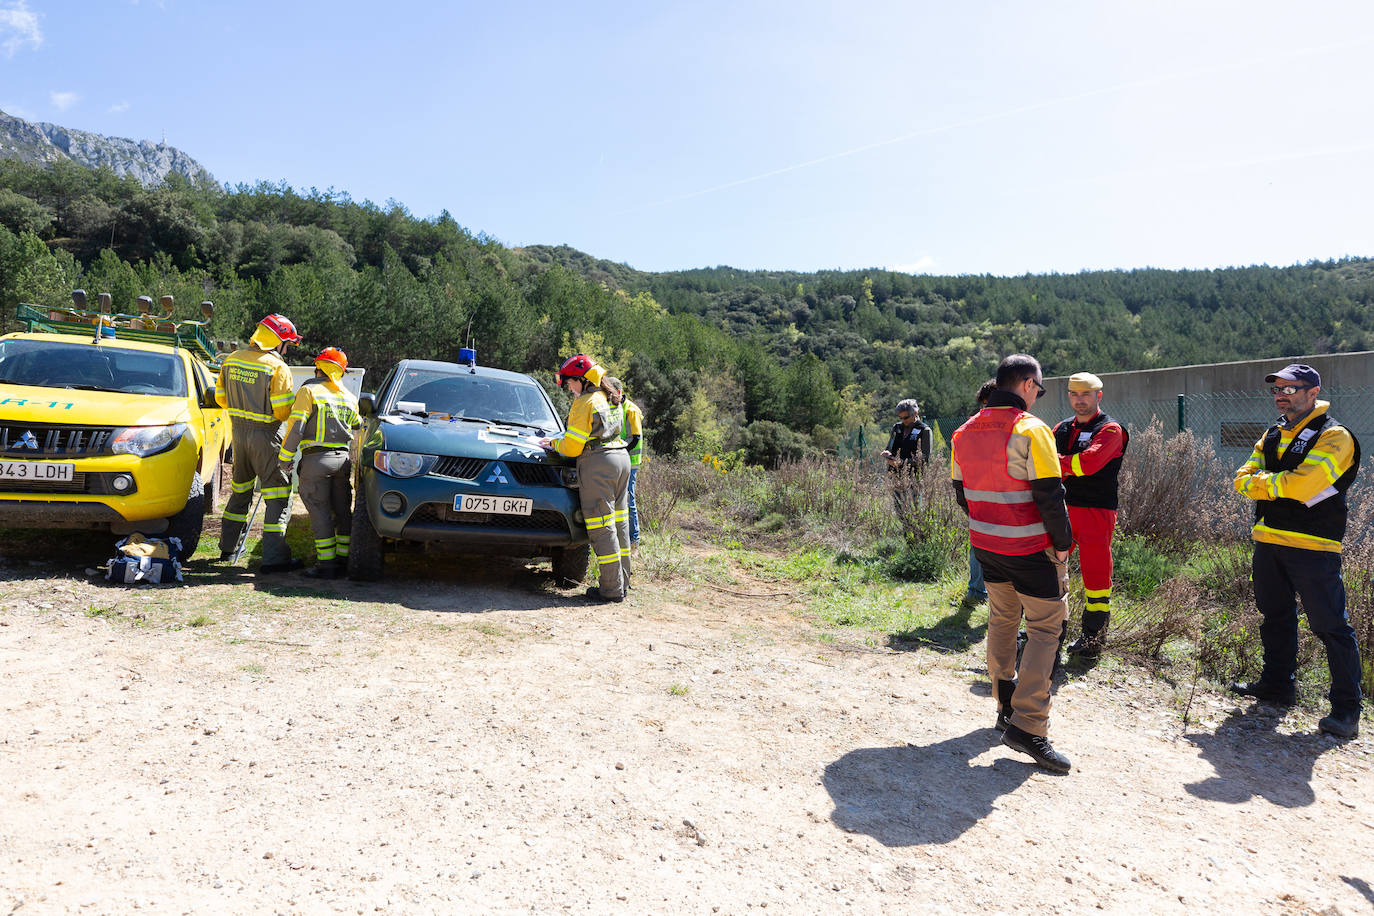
top-left (456, 494), bottom-right (532, 515)
top-left (0, 460), bottom-right (74, 482)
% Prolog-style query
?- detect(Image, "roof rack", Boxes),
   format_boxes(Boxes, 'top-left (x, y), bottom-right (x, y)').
top-left (15, 302), bottom-right (221, 367)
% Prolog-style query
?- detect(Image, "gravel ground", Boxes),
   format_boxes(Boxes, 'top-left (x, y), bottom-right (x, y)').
top-left (1, 541), bottom-right (1372, 915)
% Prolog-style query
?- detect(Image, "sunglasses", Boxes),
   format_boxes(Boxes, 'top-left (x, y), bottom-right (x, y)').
top-left (1269, 385), bottom-right (1312, 396)
top-left (1032, 378), bottom-right (1046, 395)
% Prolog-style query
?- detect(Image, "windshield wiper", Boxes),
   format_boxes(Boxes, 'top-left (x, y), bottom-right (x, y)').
top-left (61, 384), bottom-right (117, 392)
top-left (488, 419), bottom-right (553, 433)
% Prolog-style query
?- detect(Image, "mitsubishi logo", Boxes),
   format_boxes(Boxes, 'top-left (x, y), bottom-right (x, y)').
top-left (486, 468), bottom-right (509, 484)
top-left (17, 431), bottom-right (39, 450)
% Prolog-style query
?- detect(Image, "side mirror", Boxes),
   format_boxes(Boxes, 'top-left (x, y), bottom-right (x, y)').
top-left (358, 393), bottom-right (375, 417)
top-left (203, 386), bottom-right (219, 409)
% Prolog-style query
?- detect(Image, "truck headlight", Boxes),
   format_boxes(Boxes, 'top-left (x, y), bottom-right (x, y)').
top-left (373, 450), bottom-right (437, 478)
top-left (111, 423), bottom-right (187, 457)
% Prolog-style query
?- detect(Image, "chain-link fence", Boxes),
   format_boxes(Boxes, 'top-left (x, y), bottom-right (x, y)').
top-left (1105, 386), bottom-right (1374, 475)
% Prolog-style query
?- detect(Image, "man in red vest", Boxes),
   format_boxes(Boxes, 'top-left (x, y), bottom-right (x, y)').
top-left (952, 354), bottom-right (1074, 773)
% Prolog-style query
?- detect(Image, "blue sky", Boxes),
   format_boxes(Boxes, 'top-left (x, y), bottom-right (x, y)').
top-left (3, 1), bottom-right (1373, 276)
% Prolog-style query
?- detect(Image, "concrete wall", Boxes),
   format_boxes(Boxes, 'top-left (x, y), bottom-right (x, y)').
top-left (1031, 350), bottom-right (1374, 426)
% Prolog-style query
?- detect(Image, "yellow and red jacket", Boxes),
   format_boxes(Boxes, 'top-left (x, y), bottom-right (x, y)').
top-left (1234, 400), bottom-right (1360, 552)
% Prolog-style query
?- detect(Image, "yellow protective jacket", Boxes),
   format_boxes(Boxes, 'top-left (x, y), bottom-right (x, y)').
top-left (216, 346), bottom-right (295, 426)
top-left (278, 379), bottom-right (362, 460)
top-left (554, 387), bottom-right (625, 458)
top-left (1234, 400), bottom-right (1360, 552)
top-left (623, 398), bottom-right (644, 467)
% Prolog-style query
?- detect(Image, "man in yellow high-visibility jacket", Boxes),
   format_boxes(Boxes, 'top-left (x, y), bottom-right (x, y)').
top-left (1232, 363), bottom-right (1362, 739)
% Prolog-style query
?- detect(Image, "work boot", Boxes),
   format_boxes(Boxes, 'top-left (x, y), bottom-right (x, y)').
top-left (1318, 709), bottom-right (1360, 739)
top-left (1002, 724), bottom-right (1072, 773)
top-left (259, 557), bottom-right (304, 574)
top-left (1229, 680), bottom-right (1296, 707)
top-left (995, 678), bottom-right (1017, 733)
top-left (584, 586), bottom-right (624, 604)
top-left (1068, 610), bottom-right (1110, 658)
top-left (304, 560), bottom-right (340, 579)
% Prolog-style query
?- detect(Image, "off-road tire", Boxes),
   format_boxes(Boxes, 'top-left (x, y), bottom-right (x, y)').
top-left (551, 543), bottom-right (591, 586)
top-left (347, 490), bottom-right (384, 581)
top-left (164, 472), bottom-right (205, 560)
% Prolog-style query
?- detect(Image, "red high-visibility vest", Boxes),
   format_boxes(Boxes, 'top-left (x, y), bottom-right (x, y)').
top-left (952, 407), bottom-right (1052, 556)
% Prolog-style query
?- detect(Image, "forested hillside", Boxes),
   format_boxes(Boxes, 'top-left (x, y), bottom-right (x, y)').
top-left (3, 157), bottom-right (1373, 465)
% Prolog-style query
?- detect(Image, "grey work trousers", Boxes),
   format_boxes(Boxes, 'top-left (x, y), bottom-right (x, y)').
top-left (298, 448), bottom-right (352, 562)
top-left (578, 446), bottom-right (631, 598)
top-left (219, 423), bottom-right (294, 566)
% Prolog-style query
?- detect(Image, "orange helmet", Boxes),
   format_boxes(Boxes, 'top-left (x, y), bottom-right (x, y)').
top-left (315, 347), bottom-right (347, 380)
top-left (257, 313), bottom-right (301, 344)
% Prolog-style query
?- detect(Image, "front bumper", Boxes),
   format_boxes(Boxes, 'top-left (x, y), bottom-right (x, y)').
top-left (362, 468), bottom-right (586, 552)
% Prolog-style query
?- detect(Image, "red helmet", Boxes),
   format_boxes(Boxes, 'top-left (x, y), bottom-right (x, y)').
top-left (315, 347), bottom-right (347, 380)
top-left (257, 313), bottom-right (301, 344)
top-left (557, 354), bottom-right (594, 388)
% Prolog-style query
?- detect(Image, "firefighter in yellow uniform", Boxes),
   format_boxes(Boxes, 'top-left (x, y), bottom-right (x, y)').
top-left (540, 355), bottom-right (630, 602)
top-left (604, 376), bottom-right (645, 550)
top-left (216, 313), bottom-right (301, 572)
top-left (277, 347), bottom-right (361, 579)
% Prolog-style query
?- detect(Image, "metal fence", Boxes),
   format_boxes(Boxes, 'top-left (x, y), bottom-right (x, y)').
top-left (1126, 386), bottom-right (1374, 474)
top-left (839, 388), bottom-right (1374, 473)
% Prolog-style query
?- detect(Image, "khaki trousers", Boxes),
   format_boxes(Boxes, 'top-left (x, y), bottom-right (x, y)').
top-left (577, 447), bottom-right (631, 598)
top-left (985, 548), bottom-right (1069, 737)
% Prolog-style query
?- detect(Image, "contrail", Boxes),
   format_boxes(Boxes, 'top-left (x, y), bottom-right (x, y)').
top-left (615, 33), bottom-right (1374, 215)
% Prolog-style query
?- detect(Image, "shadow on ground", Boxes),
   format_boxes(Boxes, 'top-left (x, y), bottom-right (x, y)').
top-left (823, 729), bottom-right (1036, 846)
top-left (1184, 707), bottom-right (1337, 808)
top-left (888, 601), bottom-right (986, 653)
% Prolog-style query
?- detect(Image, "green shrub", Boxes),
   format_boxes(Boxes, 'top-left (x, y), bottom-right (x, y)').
top-left (1112, 535), bottom-right (1174, 597)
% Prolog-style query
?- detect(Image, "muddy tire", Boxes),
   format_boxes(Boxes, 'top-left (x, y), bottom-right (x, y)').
top-left (164, 472), bottom-right (205, 560)
top-left (347, 490), bottom-right (383, 581)
top-left (551, 543), bottom-right (590, 586)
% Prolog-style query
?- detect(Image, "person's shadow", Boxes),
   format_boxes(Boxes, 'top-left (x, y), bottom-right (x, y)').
top-left (889, 602), bottom-right (984, 654)
top-left (823, 729), bottom-right (1036, 847)
top-left (1184, 708), bottom-right (1329, 808)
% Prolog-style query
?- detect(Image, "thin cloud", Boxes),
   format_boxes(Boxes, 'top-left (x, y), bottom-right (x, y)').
top-left (889, 257), bottom-right (938, 275)
top-left (0, 0), bottom-right (41, 57)
top-left (50, 90), bottom-right (78, 112)
top-left (109, 101), bottom-right (130, 114)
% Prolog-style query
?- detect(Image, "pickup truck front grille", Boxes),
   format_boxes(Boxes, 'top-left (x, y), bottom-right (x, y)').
top-left (0, 423), bottom-right (117, 457)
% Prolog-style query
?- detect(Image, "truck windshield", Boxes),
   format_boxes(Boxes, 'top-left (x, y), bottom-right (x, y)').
top-left (389, 369), bottom-right (560, 432)
top-left (0, 339), bottom-right (188, 397)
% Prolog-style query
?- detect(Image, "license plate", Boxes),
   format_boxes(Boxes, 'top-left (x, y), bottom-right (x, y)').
top-left (456, 494), bottom-right (532, 515)
top-left (0, 460), bottom-right (75, 482)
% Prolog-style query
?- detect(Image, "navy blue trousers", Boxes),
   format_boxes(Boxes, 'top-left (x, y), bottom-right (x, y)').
top-left (1252, 541), bottom-right (1364, 714)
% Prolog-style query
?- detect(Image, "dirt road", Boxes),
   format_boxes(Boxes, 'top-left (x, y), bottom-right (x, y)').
top-left (1, 547), bottom-right (1371, 915)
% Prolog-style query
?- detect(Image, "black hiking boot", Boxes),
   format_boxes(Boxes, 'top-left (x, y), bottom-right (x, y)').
top-left (584, 586), bottom-right (624, 604)
top-left (1002, 724), bottom-right (1072, 773)
top-left (259, 557), bottom-right (304, 574)
top-left (1068, 610), bottom-right (1110, 658)
top-left (995, 678), bottom-right (1017, 733)
top-left (1229, 680), bottom-right (1296, 707)
top-left (1318, 709), bottom-right (1360, 739)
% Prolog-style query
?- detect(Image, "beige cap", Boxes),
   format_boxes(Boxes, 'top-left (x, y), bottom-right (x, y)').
top-left (1067, 372), bottom-right (1103, 392)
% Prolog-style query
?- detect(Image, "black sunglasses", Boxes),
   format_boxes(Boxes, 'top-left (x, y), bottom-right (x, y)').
top-left (1269, 384), bottom-right (1312, 395)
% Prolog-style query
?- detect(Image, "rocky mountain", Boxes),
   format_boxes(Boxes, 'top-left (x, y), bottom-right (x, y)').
top-left (0, 109), bottom-right (214, 187)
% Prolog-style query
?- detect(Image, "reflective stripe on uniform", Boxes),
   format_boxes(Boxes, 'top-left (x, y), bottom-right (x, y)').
top-left (596, 552), bottom-right (620, 566)
top-left (1252, 523), bottom-right (1343, 552)
top-left (586, 512), bottom-right (614, 530)
top-left (227, 407), bottom-right (277, 423)
top-left (1084, 586), bottom-right (1111, 611)
top-left (223, 510), bottom-right (249, 523)
top-left (962, 488), bottom-right (1035, 505)
top-left (262, 523), bottom-right (286, 534)
top-left (968, 518), bottom-right (1049, 538)
top-left (261, 486), bottom-right (292, 499)
top-left (231, 479), bottom-right (255, 494)
top-left (335, 535), bottom-right (350, 557)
